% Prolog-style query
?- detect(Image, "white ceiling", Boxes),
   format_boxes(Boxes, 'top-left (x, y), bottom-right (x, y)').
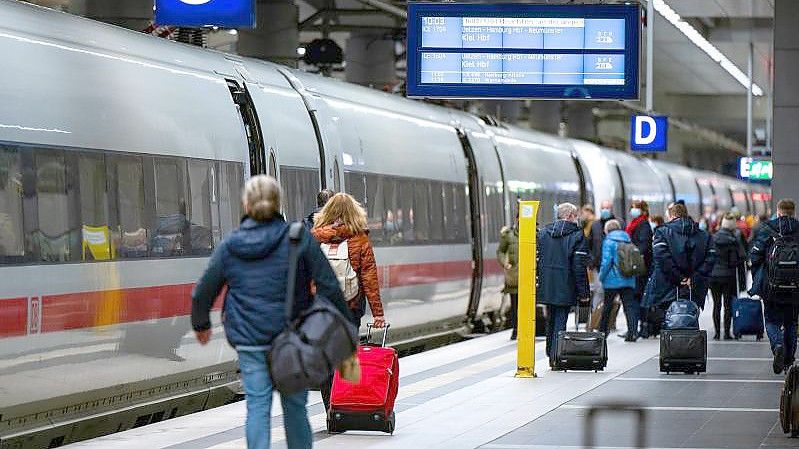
top-left (668, 0), bottom-right (774, 19)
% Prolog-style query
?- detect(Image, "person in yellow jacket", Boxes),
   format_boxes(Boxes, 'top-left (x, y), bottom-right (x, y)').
top-left (497, 211), bottom-right (519, 340)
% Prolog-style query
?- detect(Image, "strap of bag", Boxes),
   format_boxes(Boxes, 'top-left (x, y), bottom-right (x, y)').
top-left (284, 222), bottom-right (304, 323)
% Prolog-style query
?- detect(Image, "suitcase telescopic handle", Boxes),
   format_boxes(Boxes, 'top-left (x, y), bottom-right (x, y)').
top-left (366, 323), bottom-right (390, 347)
top-left (583, 402), bottom-right (647, 449)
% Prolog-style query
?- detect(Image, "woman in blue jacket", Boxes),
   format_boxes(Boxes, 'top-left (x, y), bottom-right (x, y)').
top-left (191, 175), bottom-right (349, 449)
top-left (599, 219), bottom-right (639, 341)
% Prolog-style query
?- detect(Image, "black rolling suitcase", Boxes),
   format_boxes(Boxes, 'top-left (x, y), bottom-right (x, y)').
top-left (659, 329), bottom-right (707, 374)
top-left (555, 331), bottom-right (607, 372)
top-left (780, 363), bottom-right (799, 438)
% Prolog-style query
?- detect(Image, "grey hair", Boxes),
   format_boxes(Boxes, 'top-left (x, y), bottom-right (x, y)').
top-left (242, 175), bottom-right (281, 221)
top-left (556, 202), bottom-right (578, 220)
top-left (604, 219), bottom-right (621, 234)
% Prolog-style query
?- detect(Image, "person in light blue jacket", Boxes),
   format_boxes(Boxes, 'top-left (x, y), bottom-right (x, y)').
top-left (599, 219), bottom-right (639, 341)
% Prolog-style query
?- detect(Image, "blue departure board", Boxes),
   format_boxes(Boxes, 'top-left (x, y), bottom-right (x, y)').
top-left (406, 3), bottom-right (640, 100)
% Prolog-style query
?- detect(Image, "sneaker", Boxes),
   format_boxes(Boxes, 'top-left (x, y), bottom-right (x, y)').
top-left (723, 334), bottom-right (734, 341)
top-left (774, 346), bottom-right (785, 375)
top-left (713, 333), bottom-right (720, 341)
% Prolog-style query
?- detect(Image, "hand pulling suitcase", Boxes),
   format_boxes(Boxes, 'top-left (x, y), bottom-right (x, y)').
top-left (779, 363), bottom-right (799, 437)
top-left (554, 331), bottom-right (607, 372)
top-left (659, 329), bottom-right (707, 374)
top-left (732, 272), bottom-right (765, 340)
top-left (328, 323), bottom-right (399, 434)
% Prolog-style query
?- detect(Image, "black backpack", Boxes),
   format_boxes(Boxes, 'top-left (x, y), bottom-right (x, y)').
top-left (616, 242), bottom-right (647, 277)
top-left (767, 226), bottom-right (799, 294)
top-left (268, 223), bottom-right (358, 395)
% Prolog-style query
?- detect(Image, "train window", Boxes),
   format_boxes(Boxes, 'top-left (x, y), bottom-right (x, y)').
top-left (0, 147), bottom-right (25, 262)
top-left (110, 156), bottom-right (148, 259)
top-left (188, 160), bottom-right (213, 255)
top-left (450, 183), bottom-right (468, 243)
top-left (412, 180), bottom-right (430, 243)
top-left (485, 185), bottom-right (504, 244)
top-left (398, 179), bottom-right (415, 244)
top-left (365, 174), bottom-right (385, 245)
top-left (280, 166), bottom-right (319, 222)
top-left (429, 181), bottom-right (444, 242)
top-left (152, 158), bottom-right (189, 258)
top-left (344, 171), bottom-right (366, 205)
top-left (219, 162), bottom-right (243, 237)
top-left (79, 153), bottom-right (108, 228)
top-left (33, 151), bottom-right (75, 262)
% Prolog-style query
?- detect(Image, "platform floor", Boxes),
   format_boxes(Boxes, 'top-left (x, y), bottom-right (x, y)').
top-left (66, 311), bottom-right (790, 449)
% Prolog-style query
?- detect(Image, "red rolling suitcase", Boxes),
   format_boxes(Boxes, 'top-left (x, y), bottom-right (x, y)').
top-left (328, 324), bottom-right (399, 434)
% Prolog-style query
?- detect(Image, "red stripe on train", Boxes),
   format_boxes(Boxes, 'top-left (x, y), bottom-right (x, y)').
top-left (0, 260), bottom-right (502, 337)
top-left (0, 298), bottom-right (28, 337)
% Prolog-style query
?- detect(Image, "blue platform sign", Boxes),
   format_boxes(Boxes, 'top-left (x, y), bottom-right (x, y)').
top-left (630, 115), bottom-right (668, 152)
top-left (155, 0), bottom-right (256, 28)
top-left (406, 3), bottom-right (640, 100)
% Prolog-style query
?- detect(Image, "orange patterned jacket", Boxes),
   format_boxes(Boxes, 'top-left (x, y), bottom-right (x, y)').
top-left (311, 224), bottom-right (384, 318)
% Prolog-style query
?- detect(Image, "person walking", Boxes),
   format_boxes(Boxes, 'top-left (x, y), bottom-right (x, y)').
top-left (643, 202), bottom-right (715, 312)
top-left (709, 214), bottom-right (747, 340)
top-left (626, 200), bottom-right (653, 337)
top-left (750, 199), bottom-right (799, 374)
top-left (191, 176), bottom-right (350, 449)
top-left (537, 203), bottom-right (590, 367)
top-left (599, 219), bottom-right (638, 341)
top-left (311, 192), bottom-right (386, 410)
top-left (497, 210), bottom-right (520, 340)
top-left (303, 189), bottom-right (335, 230)
top-left (587, 200), bottom-right (622, 309)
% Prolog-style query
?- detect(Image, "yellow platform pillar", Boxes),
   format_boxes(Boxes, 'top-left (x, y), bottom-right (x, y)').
top-left (516, 200), bottom-right (539, 378)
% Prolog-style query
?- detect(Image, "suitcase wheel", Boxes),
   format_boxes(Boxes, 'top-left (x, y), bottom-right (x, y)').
top-left (327, 418), bottom-right (341, 434)
top-left (386, 411), bottom-right (396, 434)
top-left (757, 334), bottom-right (764, 341)
top-left (792, 429), bottom-right (799, 438)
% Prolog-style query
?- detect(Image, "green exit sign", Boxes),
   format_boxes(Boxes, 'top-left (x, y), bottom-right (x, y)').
top-left (749, 160), bottom-right (773, 180)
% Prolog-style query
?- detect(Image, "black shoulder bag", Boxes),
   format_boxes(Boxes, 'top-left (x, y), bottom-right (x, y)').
top-left (269, 223), bottom-right (358, 395)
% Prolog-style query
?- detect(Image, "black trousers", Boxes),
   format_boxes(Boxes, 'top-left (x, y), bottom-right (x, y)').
top-left (709, 277), bottom-right (736, 337)
top-left (508, 293), bottom-right (518, 337)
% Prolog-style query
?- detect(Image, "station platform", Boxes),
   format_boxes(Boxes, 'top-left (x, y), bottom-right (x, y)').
top-left (66, 311), bottom-right (787, 449)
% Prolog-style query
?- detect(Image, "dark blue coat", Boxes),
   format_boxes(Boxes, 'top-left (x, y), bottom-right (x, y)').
top-left (536, 220), bottom-right (590, 307)
top-left (750, 216), bottom-right (799, 300)
top-left (643, 217), bottom-right (715, 309)
top-left (191, 216), bottom-right (349, 348)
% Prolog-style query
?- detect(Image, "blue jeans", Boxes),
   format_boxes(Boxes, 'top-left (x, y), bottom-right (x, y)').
top-left (237, 350), bottom-right (312, 449)
top-left (545, 305), bottom-right (571, 361)
top-left (764, 301), bottom-right (799, 364)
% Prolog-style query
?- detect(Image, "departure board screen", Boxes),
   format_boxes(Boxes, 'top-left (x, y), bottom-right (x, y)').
top-left (406, 3), bottom-right (640, 100)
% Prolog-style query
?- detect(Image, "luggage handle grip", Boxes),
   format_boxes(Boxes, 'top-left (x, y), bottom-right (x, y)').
top-left (366, 322), bottom-right (390, 347)
top-left (583, 402), bottom-right (647, 449)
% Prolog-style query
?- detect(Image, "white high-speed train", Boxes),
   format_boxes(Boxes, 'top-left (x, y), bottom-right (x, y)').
top-left (0, 1), bottom-right (771, 447)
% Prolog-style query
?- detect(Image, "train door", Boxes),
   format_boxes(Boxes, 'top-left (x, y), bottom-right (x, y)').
top-left (614, 165), bottom-right (627, 222)
top-left (572, 154), bottom-right (593, 209)
top-left (225, 79), bottom-right (267, 177)
top-left (456, 130), bottom-right (484, 327)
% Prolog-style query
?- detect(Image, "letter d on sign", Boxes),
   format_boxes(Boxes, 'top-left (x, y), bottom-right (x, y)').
top-left (630, 115), bottom-right (668, 152)
top-left (634, 116), bottom-right (656, 145)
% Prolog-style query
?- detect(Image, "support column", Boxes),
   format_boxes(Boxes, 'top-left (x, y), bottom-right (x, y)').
top-left (237, 0), bottom-right (299, 67)
top-left (77, 0), bottom-right (152, 31)
top-left (526, 101), bottom-right (561, 134)
top-left (772, 0), bottom-right (799, 205)
top-left (345, 31), bottom-right (396, 88)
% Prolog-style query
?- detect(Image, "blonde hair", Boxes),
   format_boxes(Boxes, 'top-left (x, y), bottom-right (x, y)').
top-left (242, 175), bottom-right (281, 221)
top-left (314, 192), bottom-right (367, 234)
top-left (557, 202), bottom-right (578, 220)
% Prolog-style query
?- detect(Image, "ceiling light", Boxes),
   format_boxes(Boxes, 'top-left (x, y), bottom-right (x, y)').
top-left (653, 0), bottom-right (763, 96)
